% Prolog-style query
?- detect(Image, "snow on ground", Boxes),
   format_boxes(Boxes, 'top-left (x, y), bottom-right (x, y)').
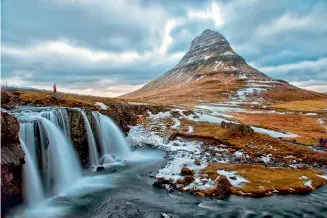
top-left (195, 104), bottom-right (246, 118)
top-left (304, 180), bottom-right (313, 189)
top-left (252, 127), bottom-right (298, 138)
top-left (317, 118), bottom-right (327, 130)
top-left (305, 113), bottom-right (317, 116)
top-left (196, 75), bottom-right (206, 81)
top-left (95, 102), bottom-right (108, 110)
top-left (148, 111), bottom-right (171, 119)
top-left (188, 126), bottom-right (194, 133)
top-left (217, 170), bottom-right (249, 187)
top-left (236, 88), bottom-right (265, 101)
top-left (171, 118), bottom-right (181, 129)
top-left (316, 174), bottom-right (327, 180)
top-left (261, 154), bottom-right (272, 164)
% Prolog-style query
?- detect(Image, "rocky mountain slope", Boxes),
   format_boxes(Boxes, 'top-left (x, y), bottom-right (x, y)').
top-left (122, 29), bottom-right (326, 105)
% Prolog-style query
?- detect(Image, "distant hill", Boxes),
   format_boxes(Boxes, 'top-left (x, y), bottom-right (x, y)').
top-left (122, 29), bottom-right (326, 105)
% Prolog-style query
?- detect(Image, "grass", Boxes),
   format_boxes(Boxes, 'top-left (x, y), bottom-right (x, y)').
top-left (200, 163), bottom-right (327, 196)
top-left (272, 99), bottom-right (327, 111)
top-left (231, 112), bottom-right (327, 145)
top-left (174, 121), bottom-right (327, 166)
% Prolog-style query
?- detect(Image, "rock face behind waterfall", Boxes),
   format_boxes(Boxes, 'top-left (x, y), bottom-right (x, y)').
top-left (1, 111), bottom-right (25, 216)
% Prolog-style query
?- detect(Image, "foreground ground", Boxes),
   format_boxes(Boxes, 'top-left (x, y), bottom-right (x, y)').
top-left (2, 88), bottom-right (327, 198)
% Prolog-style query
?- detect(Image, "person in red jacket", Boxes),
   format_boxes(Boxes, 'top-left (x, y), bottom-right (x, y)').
top-left (53, 84), bottom-right (57, 93)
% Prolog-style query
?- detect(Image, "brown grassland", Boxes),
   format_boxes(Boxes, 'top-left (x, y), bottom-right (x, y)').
top-left (200, 163), bottom-right (326, 196)
top-left (231, 112), bottom-right (327, 145)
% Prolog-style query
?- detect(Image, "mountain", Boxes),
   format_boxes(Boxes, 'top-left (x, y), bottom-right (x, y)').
top-left (122, 29), bottom-right (326, 105)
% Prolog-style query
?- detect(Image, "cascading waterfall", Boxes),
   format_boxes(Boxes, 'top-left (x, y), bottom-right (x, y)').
top-left (19, 122), bottom-right (37, 162)
top-left (75, 109), bottom-right (99, 166)
top-left (40, 108), bottom-right (71, 139)
top-left (16, 107), bottom-right (82, 200)
top-left (20, 140), bottom-right (45, 207)
top-left (92, 111), bottom-right (131, 159)
top-left (38, 117), bottom-right (82, 195)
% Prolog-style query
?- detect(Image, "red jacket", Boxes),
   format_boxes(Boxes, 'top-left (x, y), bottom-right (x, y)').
top-left (53, 84), bottom-right (56, 90)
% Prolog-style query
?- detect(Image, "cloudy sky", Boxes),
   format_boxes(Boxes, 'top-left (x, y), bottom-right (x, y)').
top-left (2, 0), bottom-right (327, 96)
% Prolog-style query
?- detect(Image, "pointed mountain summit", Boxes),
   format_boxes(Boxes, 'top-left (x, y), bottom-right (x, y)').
top-left (123, 29), bottom-right (325, 105)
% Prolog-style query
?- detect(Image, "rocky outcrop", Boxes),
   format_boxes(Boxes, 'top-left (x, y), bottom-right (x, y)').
top-left (67, 109), bottom-right (90, 166)
top-left (1, 111), bottom-right (25, 217)
top-left (221, 121), bottom-right (254, 135)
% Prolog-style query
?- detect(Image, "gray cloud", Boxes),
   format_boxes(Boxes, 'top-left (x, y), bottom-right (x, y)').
top-left (2, 0), bottom-right (327, 95)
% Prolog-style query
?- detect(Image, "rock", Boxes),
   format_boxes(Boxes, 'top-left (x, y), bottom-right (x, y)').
top-left (213, 175), bottom-right (232, 199)
top-left (100, 154), bottom-right (116, 164)
top-left (1, 112), bottom-right (25, 217)
top-left (1, 90), bottom-right (11, 104)
top-left (96, 166), bottom-right (105, 172)
top-left (184, 176), bottom-right (195, 185)
top-left (180, 167), bottom-right (194, 176)
top-left (194, 192), bottom-right (206, 197)
top-left (194, 158), bottom-right (201, 166)
top-left (161, 213), bottom-right (170, 218)
top-left (221, 121), bottom-right (254, 134)
top-left (229, 176), bottom-right (237, 180)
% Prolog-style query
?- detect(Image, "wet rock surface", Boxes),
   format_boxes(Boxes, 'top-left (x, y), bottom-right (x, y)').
top-left (1, 111), bottom-right (25, 217)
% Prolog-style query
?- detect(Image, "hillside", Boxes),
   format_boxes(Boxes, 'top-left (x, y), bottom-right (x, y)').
top-left (122, 29), bottom-right (326, 105)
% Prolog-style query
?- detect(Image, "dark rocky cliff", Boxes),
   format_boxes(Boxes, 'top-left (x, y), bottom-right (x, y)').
top-left (1, 111), bottom-right (25, 217)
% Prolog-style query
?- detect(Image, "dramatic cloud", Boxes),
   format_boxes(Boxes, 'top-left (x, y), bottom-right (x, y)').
top-left (2, 0), bottom-right (327, 95)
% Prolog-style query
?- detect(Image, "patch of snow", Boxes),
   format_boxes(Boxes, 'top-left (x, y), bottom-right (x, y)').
top-left (252, 127), bottom-right (298, 138)
top-left (316, 174), bottom-right (327, 180)
top-left (95, 102), bottom-right (108, 110)
top-left (183, 112), bottom-right (230, 124)
top-left (126, 126), bottom-right (165, 147)
top-left (231, 66), bottom-right (237, 70)
top-left (196, 75), bottom-right (206, 81)
top-left (304, 180), bottom-right (313, 189)
top-left (261, 154), bottom-right (272, 164)
top-left (217, 170), bottom-right (249, 187)
top-left (317, 118), bottom-right (327, 130)
top-left (305, 113), bottom-right (317, 116)
top-left (148, 111), bottom-right (171, 119)
top-left (172, 118), bottom-right (181, 129)
top-left (196, 104), bottom-right (246, 118)
top-left (204, 55), bottom-right (211, 60)
top-left (299, 176), bottom-right (308, 179)
top-left (188, 126), bottom-right (194, 133)
top-left (221, 51), bottom-right (235, 56)
top-left (234, 150), bottom-right (244, 159)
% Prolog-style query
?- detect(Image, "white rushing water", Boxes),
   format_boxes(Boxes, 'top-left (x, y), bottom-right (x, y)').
top-left (92, 111), bottom-right (131, 159)
top-left (77, 109), bottom-right (100, 166)
top-left (39, 117), bottom-right (82, 195)
top-left (20, 140), bottom-right (45, 207)
top-left (20, 122), bottom-right (37, 162)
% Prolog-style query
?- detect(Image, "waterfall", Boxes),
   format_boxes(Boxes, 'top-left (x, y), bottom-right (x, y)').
top-left (40, 108), bottom-right (71, 139)
top-left (19, 122), bottom-right (37, 162)
top-left (20, 140), bottom-right (45, 207)
top-left (92, 111), bottom-right (131, 159)
top-left (75, 109), bottom-right (99, 166)
top-left (39, 117), bottom-right (82, 195)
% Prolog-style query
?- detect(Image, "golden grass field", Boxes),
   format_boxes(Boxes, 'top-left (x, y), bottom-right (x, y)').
top-left (200, 163), bottom-right (326, 196)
